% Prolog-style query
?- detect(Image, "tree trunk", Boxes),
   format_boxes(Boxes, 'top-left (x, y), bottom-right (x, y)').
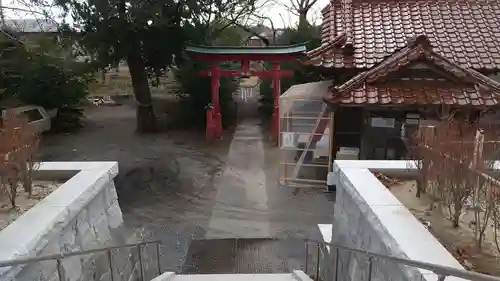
top-left (452, 201), bottom-right (461, 228)
top-left (127, 52), bottom-right (157, 133)
top-left (101, 69), bottom-right (107, 84)
top-left (298, 11), bottom-right (309, 30)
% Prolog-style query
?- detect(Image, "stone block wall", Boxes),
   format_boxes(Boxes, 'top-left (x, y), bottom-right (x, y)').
top-left (0, 162), bottom-right (158, 281)
top-left (329, 161), bottom-right (465, 281)
top-left (331, 177), bottom-right (409, 281)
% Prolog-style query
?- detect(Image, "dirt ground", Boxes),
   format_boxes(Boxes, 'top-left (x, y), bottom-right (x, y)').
top-left (37, 104), bottom-right (231, 270)
top-left (37, 100), bottom-right (335, 272)
top-left (389, 180), bottom-right (500, 276)
top-left (0, 180), bottom-right (62, 230)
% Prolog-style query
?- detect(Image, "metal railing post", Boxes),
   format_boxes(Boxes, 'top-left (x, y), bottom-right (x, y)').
top-left (235, 238), bottom-right (239, 274)
top-left (334, 248), bottom-right (340, 281)
top-left (107, 249), bottom-right (115, 281)
top-left (437, 274), bottom-right (448, 281)
top-left (315, 243), bottom-right (320, 281)
top-left (156, 242), bottom-right (161, 276)
top-left (304, 239), bottom-right (309, 273)
top-left (367, 257), bottom-right (373, 281)
top-left (56, 259), bottom-right (63, 281)
top-left (137, 244), bottom-right (144, 281)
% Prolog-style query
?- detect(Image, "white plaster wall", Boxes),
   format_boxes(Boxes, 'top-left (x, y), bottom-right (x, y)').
top-left (330, 160), bottom-right (466, 281)
top-left (0, 162), bottom-right (153, 281)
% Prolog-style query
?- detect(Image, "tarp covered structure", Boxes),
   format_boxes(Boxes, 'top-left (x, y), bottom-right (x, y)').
top-left (278, 81), bottom-right (332, 188)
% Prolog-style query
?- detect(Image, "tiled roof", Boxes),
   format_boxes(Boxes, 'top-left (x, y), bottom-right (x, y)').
top-left (328, 82), bottom-right (498, 106)
top-left (324, 35), bottom-right (500, 106)
top-left (305, 32), bottom-right (346, 59)
top-left (308, 0), bottom-right (500, 70)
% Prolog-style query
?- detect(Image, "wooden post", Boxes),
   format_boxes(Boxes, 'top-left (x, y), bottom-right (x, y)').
top-left (418, 125), bottom-right (435, 197)
top-left (472, 129), bottom-right (484, 244)
top-left (241, 60), bottom-right (250, 74)
top-left (328, 111), bottom-right (335, 172)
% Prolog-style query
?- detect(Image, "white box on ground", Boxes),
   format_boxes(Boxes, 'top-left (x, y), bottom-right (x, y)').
top-left (336, 147), bottom-right (359, 160)
top-left (281, 132), bottom-right (298, 148)
top-left (1, 105), bottom-right (51, 134)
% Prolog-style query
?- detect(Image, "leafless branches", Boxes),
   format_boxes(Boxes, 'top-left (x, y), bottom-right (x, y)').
top-left (410, 116), bottom-right (500, 251)
top-left (269, 0), bottom-right (319, 26)
top-left (0, 111), bottom-right (39, 209)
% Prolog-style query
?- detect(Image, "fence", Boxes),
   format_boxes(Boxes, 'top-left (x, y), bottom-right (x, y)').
top-left (1, 238), bottom-right (500, 281)
top-left (0, 240), bottom-right (161, 281)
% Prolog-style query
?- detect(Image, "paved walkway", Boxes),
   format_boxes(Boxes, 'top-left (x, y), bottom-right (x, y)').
top-left (195, 84), bottom-right (335, 273)
top-left (206, 119), bottom-right (271, 238)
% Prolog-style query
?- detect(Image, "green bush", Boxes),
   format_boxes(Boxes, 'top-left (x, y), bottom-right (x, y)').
top-left (18, 55), bottom-right (92, 109)
top-left (0, 31), bottom-right (94, 133)
top-left (49, 107), bottom-right (85, 133)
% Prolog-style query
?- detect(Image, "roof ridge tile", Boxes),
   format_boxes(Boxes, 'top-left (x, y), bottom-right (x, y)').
top-left (306, 32), bottom-right (347, 58)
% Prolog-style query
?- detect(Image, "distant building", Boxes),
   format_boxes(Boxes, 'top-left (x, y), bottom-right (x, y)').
top-left (4, 19), bottom-right (59, 34)
top-left (3, 19), bottom-right (89, 61)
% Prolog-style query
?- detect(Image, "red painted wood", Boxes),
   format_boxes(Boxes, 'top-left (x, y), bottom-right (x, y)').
top-left (241, 60), bottom-right (249, 73)
top-left (195, 51), bottom-right (303, 143)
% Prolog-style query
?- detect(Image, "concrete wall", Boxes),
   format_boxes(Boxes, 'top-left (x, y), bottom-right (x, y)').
top-left (329, 161), bottom-right (465, 281)
top-left (0, 162), bottom-right (156, 281)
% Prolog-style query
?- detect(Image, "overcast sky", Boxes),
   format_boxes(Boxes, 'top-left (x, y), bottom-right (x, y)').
top-left (260, 0), bottom-right (329, 27)
top-left (3, 0), bottom-right (329, 28)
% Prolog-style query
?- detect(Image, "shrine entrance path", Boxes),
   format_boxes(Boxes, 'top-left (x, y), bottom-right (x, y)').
top-left (198, 87), bottom-right (334, 272)
top-left (37, 102), bottom-right (334, 273)
top-left (205, 118), bottom-right (270, 238)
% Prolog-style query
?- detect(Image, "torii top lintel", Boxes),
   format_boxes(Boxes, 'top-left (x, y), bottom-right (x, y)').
top-left (185, 42), bottom-right (308, 61)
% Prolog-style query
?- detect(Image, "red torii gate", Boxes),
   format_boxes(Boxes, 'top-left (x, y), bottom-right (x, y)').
top-left (185, 43), bottom-right (308, 143)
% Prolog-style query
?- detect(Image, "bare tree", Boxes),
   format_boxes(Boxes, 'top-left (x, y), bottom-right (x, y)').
top-left (412, 118), bottom-right (485, 228)
top-left (276, 0), bottom-right (319, 28)
top-left (408, 125), bottom-right (434, 198)
top-left (0, 111), bottom-right (39, 208)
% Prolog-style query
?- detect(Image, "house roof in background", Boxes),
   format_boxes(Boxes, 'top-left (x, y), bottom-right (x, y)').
top-left (4, 19), bottom-right (59, 33)
top-left (308, 0), bottom-right (500, 71)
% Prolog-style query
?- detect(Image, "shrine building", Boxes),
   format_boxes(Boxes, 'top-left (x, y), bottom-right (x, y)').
top-left (278, 0), bottom-right (500, 188)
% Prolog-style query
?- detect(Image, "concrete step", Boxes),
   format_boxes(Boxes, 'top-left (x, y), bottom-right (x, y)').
top-left (153, 270), bottom-right (313, 281)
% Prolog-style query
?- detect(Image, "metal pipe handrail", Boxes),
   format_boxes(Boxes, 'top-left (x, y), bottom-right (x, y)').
top-left (1, 237), bottom-right (499, 281)
top-left (0, 240), bottom-right (162, 281)
top-left (0, 240), bottom-right (161, 268)
top-left (304, 238), bottom-right (500, 281)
